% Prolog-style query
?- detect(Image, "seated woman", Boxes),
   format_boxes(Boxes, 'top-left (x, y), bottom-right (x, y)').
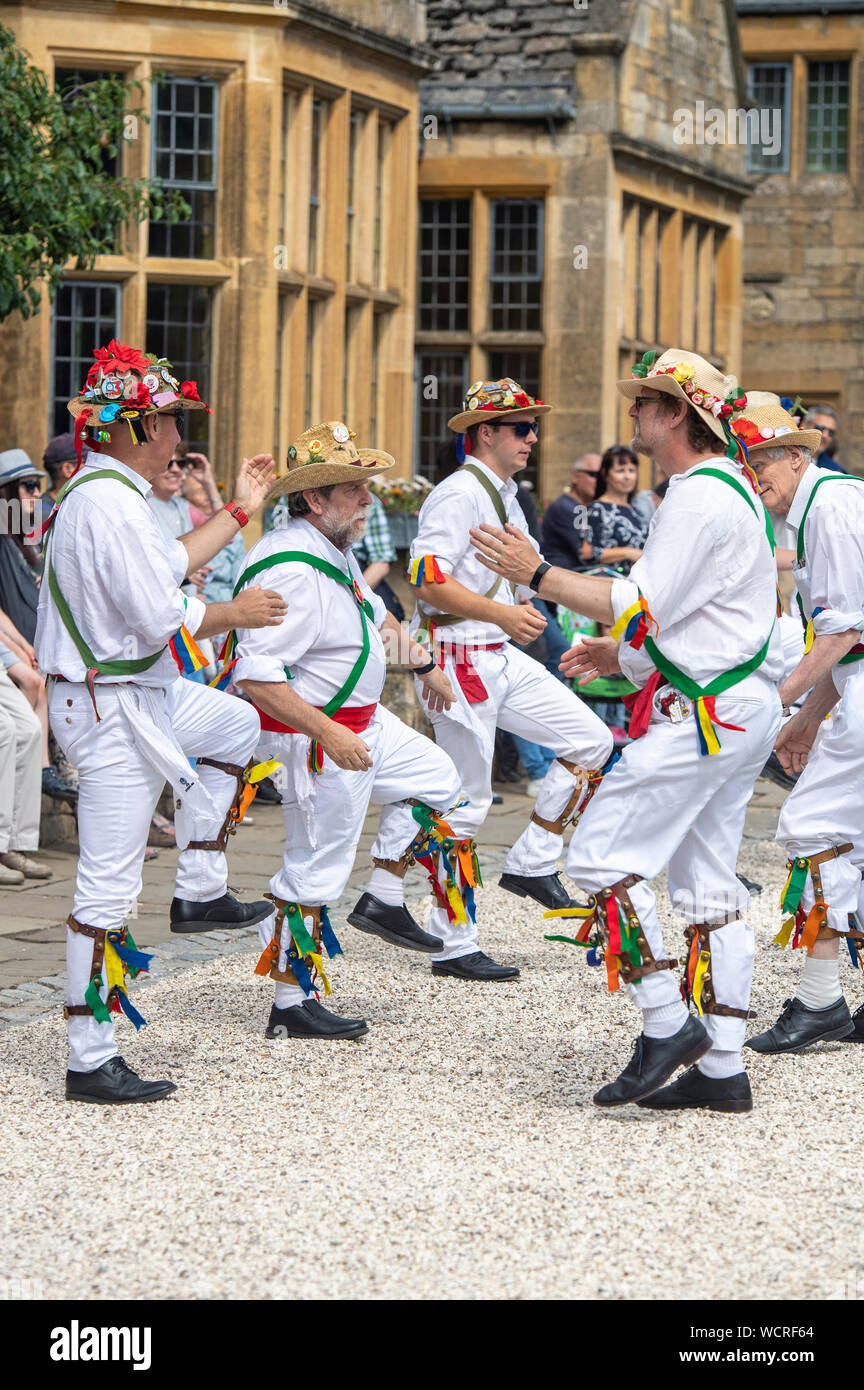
top-left (586, 444), bottom-right (648, 575)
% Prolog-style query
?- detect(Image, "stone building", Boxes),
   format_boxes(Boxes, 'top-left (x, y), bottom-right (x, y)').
top-left (738, 0), bottom-right (864, 474)
top-left (0, 0), bottom-right (431, 502)
top-left (418, 0), bottom-right (753, 495)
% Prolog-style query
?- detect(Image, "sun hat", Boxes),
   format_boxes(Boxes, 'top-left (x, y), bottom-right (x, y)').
top-left (0, 449), bottom-right (46, 488)
top-left (618, 349), bottom-right (747, 452)
top-left (447, 377), bottom-right (551, 435)
top-left (67, 339), bottom-right (211, 463)
top-left (267, 421), bottom-right (395, 498)
top-left (731, 402), bottom-right (822, 456)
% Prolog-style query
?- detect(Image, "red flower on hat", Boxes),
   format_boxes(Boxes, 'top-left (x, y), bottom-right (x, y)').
top-left (180, 380), bottom-right (201, 401)
top-left (133, 383), bottom-right (151, 409)
top-left (731, 418), bottom-right (761, 446)
top-left (91, 339), bottom-right (150, 376)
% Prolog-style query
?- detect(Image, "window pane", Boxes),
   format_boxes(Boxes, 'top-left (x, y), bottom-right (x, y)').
top-left (50, 282), bottom-right (121, 437)
top-left (489, 199), bottom-right (543, 332)
top-left (415, 352), bottom-right (470, 483)
top-left (149, 76), bottom-right (218, 259)
top-left (806, 60), bottom-right (850, 173)
top-left (145, 283), bottom-right (213, 447)
top-left (417, 200), bottom-right (471, 332)
top-left (746, 64), bottom-right (790, 174)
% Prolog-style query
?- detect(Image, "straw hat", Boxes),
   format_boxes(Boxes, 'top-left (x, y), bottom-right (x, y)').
top-left (617, 349), bottom-right (746, 445)
top-left (67, 339), bottom-right (210, 459)
top-left (267, 421), bottom-right (395, 498)
top-left (730, 402), bottom-right (822, 456)
top-left (447, 378), bottom-right (551, 434)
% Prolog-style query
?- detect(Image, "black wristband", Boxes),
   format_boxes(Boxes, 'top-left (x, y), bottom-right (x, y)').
top-left (529, 561), bottom-right (551, 593)
top-left (413, 656), bottom-right (437, 675)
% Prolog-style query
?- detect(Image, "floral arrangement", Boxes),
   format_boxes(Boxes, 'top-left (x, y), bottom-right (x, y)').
top-left (732, 418), bottom-right (795, 444)
top-left (631, 350), bottom-right (745, 420)
top-left (371, 476), bottom-right (433, 515)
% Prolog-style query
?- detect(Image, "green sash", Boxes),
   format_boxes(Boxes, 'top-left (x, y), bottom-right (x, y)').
top-left (233, 550), bottom-right (374, 716)
top-left (794, 472), bottom-right (864, 666)
top-left (45, 470), bottom-right (168, 686)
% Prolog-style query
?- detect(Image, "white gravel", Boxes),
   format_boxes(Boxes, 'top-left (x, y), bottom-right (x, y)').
top-left (1, 839), bottom-right (862, 1301)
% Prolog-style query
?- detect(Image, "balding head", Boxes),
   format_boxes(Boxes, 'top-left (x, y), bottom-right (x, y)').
top-left (570, 452), bottom-right (602, 505)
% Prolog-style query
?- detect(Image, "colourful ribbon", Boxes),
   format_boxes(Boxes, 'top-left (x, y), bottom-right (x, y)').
top-left (610, 597), bottom-right (658, 651)
top-left (169, 624), bottom-right (208, 676)
top-left (408, 555), bottom-right (446, 587)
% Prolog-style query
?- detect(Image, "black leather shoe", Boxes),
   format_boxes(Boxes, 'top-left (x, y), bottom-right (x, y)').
top-left (737, 872), bottom-right (762, 895)
top-left (346, 892), bottom-right (444, 953)
top-left (745, 995), bottom-right (854, 1054)
top-left (846, 1002), bottom-right (864, 1042)
top-left (253, 776), bottom-right (282, 805)
top-left (637, 1065), bottom-right (753, 1113)
top-left (498, 871), bottom-right (578, 911)
top-left (761, 751), bottom-right (798, 791)
top-left (66, 1055), bottom-right (177, 1105)
top-left (593, 1015), bottom-right (711, 1108)
top-left (431, 950), bottom-right (520, 982)
top-left (265, 999), bottom-right (368, 1040)
top-left (170, 892), bottom-right (273, 934)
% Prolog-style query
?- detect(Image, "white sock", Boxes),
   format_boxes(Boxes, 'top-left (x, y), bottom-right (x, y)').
top-left (698, 1048), bottom-right (743, 1080)
top-left (642, 999), bottom-right (689, 1038)
top-left (366, 867), bottom-right (404, 906)
top-left (796, 954), bottom-right (842, 1010)
top-left (274, 982), bottom-right (307, 1009)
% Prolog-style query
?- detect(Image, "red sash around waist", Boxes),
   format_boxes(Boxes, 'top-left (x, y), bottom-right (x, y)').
top-left (436, 642), bottom-right (506, 705)
top-left (253, 702), bottom-right (378, 736)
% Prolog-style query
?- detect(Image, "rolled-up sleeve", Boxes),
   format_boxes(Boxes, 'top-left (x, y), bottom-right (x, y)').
top-left (233, 563), bottom-right (320, 685)
top-left (411, 486), bottom-right (475, 577)
top-left (807, 495), bottom-right (864, 638)
top-left (609, 502), bottom-right (721, 641)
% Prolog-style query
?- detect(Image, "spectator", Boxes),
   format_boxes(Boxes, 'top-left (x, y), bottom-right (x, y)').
top-left (40, 433), bottom-right (79, 525)
top-left (803, 404), bottom-right (845, 472)
top-left (178, 447), bottom-right (247, 605)
top-left (0, 654), bottom-right (51, 883)
top-left (352, 491), bottom-right (404, 620)
top-left (540, 452), bottom-right (601, 571)
top-left (0, 449), bottom-right (44, 645)
top-left (586, 444), bottom-right (648, 573)
top-left (148, 455), bottom-right (211, 601)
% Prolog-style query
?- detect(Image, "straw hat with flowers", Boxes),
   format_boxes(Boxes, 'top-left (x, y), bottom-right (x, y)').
top-left (267, 422), bottom-right (395, 498)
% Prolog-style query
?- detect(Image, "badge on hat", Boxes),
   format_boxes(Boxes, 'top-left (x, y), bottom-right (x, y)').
top-left (333, 424), bottom-right (350, 443)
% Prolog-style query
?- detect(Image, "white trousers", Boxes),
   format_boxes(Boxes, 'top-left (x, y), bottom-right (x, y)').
top-left (777, 665), bottom-right (864, 934)
top-left (422, 643), bottom-right (613, 959)
top-left (260, 703), bottom-right (461, 1006)
top-left (0, 667), bottom-right (42, 854)
top-left (49, 677), bottom-right (261, 1072)
top-left (566, 675), bottom-right (782, 1052)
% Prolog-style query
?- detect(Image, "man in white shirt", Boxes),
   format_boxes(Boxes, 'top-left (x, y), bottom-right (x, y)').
top-left (236, 422), bottom-right (462, 1040)
top-left (471, 350), bottom-right (784, 1111)
top-left (736, 402), bottom-right (864, 1053)
top-left (36, 340), bottom-right (287, 1105)
top-left (409, 379), bottom-right (614, 982)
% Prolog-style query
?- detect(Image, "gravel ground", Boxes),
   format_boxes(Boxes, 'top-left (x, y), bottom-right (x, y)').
top-left (1, 838), bottom-right (862, 1302)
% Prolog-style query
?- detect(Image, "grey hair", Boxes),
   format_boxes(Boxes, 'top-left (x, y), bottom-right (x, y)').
top-left (755, 444), bottom-right (812, 466)
top-left (803, 404), bottom-right (837, 425)
top-left (286, 484), bottom-right (336, 517)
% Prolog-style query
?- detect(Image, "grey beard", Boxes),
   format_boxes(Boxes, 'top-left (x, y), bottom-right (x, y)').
top-left (320, 517), bottom-right (363, 553)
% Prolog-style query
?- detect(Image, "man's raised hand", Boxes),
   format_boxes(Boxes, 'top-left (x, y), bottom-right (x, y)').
top-left (470, 523), bottom-right (541, 587)
top-left (230, 454), bottom-right (278, 516)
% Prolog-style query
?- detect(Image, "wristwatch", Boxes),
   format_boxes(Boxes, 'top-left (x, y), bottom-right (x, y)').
top-left (224, 502), bottom-right (249, 528)
top-left (529, 561), bottom-right (551, 593)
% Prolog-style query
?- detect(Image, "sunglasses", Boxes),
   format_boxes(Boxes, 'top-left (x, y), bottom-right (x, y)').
top-left (497, 420), bottom-right (539, 439)
top-left (631, 397), bottom-right (658, 410)
top-left (20, 479), bottom-right (42, 494)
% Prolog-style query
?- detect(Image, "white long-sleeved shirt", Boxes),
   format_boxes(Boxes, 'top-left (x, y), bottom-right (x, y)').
top-left (232, 517), bottom-right (387, 709)
top-left (611, 456), bottom-right (784, 691)
top-left (409, 458), bottom-right (539, 646)
top-left (787, 462), bottom-right (864, 689)
top-left (35, 454), bottom-right (205, 686)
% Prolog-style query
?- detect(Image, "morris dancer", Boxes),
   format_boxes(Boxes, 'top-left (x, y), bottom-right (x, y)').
top-left (471, 350), bottom-right (784, 1110)
top-left (36, 341), bottom-right (287, 1104)
top-left (736, 401), bottom-right (864, 1052)
top-left (234, 422), bottom-right (468, 1039)
top-left (408, 379), bottom-right (614, 983)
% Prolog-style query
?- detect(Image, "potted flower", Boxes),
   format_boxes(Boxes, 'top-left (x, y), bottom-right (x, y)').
top-left (371, 476), bottom-right (433, 548)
